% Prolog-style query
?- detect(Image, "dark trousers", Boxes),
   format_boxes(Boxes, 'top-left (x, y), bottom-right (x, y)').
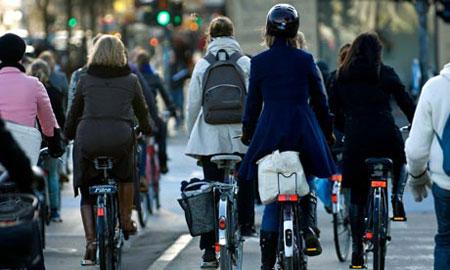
top-left (199, 156), bottom-right (255, 250)
top-left (432, 184), bottom-right (450, 270)
top-left (155, 119), bottom-right (168, 168)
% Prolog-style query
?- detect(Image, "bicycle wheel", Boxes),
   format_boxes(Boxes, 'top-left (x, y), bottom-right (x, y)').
top-left (98, 208), bottom-right (113, 270)
top-left (281, 204), bottom-right (294, 270)
top-left (333, 208), bottom-right (351, 261)
top-left (372, 189), bottom-right (387, 270)
top-left (293, 205), bottom-right (306, 270)
top-left (138, 192), bottom-right (149, 228)
top-left (112, 197), bottom-right (122, 270)
top-left (220, 200), bottom-right (233, 270)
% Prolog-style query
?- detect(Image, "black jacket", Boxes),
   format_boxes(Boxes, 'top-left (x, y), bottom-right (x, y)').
top-left (0, 119), bottom-right (33, 192)
top-left (330, 63), bottom-right (415, 189)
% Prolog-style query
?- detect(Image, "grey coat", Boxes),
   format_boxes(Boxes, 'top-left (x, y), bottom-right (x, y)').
top-left (65, 65), bottom-right (152, 195)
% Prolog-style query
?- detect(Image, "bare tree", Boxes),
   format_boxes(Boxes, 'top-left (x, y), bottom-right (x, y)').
top-left (415, 0), bottom-right (431, 86)
top-left (35, 0), bottom-right (51, 39)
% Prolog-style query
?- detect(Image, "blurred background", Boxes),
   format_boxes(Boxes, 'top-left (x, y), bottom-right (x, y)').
top-left (1, 0), bottom-right (449, 92)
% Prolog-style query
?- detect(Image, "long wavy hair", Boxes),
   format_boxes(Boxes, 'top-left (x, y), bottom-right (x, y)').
top-left (339, 32), bottom-right (383, 77)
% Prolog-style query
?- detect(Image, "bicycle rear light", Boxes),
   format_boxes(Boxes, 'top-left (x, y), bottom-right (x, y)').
top-left (331, 174), bottom-right (342, 182)
top-left (331, 194), bottom-right (338, 203)
top-left (371, 180), bottom-right (387, 188)
top-left (364, 231), bottom-right (373, 241)
top-left (218, 217), bottom-right (226, 230)
top-left (97, 207), bottom-right (105, 217)
top-left (277, 194), bottom-right (298, 202)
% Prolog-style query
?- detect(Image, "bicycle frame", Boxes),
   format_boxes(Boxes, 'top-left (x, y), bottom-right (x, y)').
top-left (331, 174), bottom-right (343, 214)
top-left (363, 159), bottom-right (392, 270)
top-left (215, 173), bottom-right (237, 247)
top-left (89, 157), bottom-right (123, 270)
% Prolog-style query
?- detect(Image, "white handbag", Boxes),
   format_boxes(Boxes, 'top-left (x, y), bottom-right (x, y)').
top-left (4, 121), bottom-right (42, 165)
top-left (256, 150), bottom-right (310, 204)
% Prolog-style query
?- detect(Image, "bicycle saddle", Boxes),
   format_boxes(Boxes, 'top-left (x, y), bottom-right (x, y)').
top-left (211, 155), bottom-right (242, 169)
top-left (365, 158), bottom-right (393, 167)
top-left (93, 156), bottom-right (113, 170)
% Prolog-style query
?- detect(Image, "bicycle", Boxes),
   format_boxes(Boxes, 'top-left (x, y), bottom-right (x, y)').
top-left (330, 174), bottom-right (351, 262)
top-left (210, 154), bottom-right (244, 270)
top-left (358, 158), bottom-right (393, 270)
top-left (89, 157), bottom-right (123, 270)
top-left (145, 135), bottom-right (161, 214)
top-left (275, 173), bottom-right (307, 270)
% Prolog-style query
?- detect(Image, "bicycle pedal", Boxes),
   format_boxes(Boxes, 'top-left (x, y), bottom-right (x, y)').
top-left (391, 216), bottom-right (407, 222)
top-left (349, 265), bottom-right (367, 269)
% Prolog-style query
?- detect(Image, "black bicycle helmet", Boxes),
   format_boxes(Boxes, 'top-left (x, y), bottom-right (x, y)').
top-left (266, 4), bottom-right (299, 38)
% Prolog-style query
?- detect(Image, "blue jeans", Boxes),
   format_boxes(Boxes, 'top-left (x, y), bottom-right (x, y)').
top-left (261, 176), bottom-right (315, 232)
top-left (43, 158), bottom-right (60, 211)
top-left (138, 140), bottom-right (147, 178)
top-left (432, 183), bottom-right (450, 269)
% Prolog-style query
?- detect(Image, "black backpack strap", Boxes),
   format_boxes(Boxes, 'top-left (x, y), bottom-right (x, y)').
top-left (204, 52), bottom-right (216, 65)
top-left (229, 51), bottom-right (244, 63)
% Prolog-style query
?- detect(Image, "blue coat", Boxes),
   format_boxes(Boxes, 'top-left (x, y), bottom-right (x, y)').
top-left (239, 38), bottom-right (336, 182)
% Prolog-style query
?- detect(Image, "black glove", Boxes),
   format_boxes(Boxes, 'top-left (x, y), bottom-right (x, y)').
top-left (241, 126), bottom-right (252, 146)
top-left (45, 128), bottom-right (66, 158)
top-left (169, 106), bottom-right (177, 118)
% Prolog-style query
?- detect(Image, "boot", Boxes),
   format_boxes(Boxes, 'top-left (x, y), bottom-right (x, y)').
top-left (200, 247), bottom-right (218, 269)
top-left (260, 231), bottom-right (277, 270)
top-left (392, 165), bottom-right (407, 221)
top-left (299, 194), bottom-right (322, 256)
top-left (80, 205), bottom-right (96, 266)
top-left (118, 182), bottom-right (137, 239)
top-left (349, 204), bottom-right (366, 269)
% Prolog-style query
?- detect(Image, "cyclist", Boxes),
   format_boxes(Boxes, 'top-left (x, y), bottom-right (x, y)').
top-left (405, 62), bottom-right (450, 270)
top-left (67, 34), bottom-right (103, 113)
top-left (329, 32), bottom-right (415, 268)
top-left (238, 4), bottom-right (336, 269)
top-left (65, 35), bottom-right (152, 265)
top-left (185, 16), bottom-right (251, 268)
top-left (0, 33), bottom-right (64, 160)
top-left (28, 59), bottom-right (66, 222)
top-left (135, 49), bottom-right (177, 174)
top-left (0, 118), bottom-right (47, 270)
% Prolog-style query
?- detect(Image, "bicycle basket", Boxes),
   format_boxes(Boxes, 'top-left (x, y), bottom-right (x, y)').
top-left (0, 193), bottom-right (40, 269)
top-left (178, 181), bottom-right (215, 237)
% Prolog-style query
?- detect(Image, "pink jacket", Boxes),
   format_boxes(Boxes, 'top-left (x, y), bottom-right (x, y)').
top-left (0, 67), bottom-right (58, 137)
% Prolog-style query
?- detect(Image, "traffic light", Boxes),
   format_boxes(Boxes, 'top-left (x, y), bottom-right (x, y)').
top-left (156, 10), bottom-right (171, 26)
top-left (437, 0), bottom-right (450, 23)
top-left (68, 17), bottom-right (78, 28)
top-left (171, 1), bottom-right (183, 27)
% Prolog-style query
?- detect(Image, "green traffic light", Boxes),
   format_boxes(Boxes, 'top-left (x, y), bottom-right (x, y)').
top-left (157, 10), bottom-right (171, 26)
top-left (68, 17), bottom-right (78, 28)
top-left (174, 15), bottom-right (182, 26)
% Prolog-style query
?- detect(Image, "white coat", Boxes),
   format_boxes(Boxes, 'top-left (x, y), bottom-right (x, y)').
top-left (185, 37), bottom-right (250, 158)
top-left (405, 63), bottom-right (450, 190)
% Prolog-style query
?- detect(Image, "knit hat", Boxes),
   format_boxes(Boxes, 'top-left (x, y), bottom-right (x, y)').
top-left (0, 33), bottom-right (26, 64)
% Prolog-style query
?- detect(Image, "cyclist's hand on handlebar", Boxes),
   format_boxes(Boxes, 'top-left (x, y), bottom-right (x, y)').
top-left (46, 128), bottom-right (66, 158)
top-left (241, 126), bottom-right (252, 146)
top-left (326, 133), bottom-right (337, 146)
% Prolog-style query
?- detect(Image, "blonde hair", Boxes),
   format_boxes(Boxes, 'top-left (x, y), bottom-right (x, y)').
top-left (88, 35), bottom-right (127, 67)
top-left (297, 32), bottom-right (308, 50)
top-left (262, 29), bottom-right (299, 48)
top-left (28, 59), bottom-right (50, 84)
top-left (38, 50), bottom-right (56, 71)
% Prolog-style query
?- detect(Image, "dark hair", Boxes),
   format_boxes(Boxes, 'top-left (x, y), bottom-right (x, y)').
top-left (339, 32), bottom-right (383, 76)
top-left (207, 16), bottom-right (234, 40)
top-left (338, 43), bottom-right (351, 66)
